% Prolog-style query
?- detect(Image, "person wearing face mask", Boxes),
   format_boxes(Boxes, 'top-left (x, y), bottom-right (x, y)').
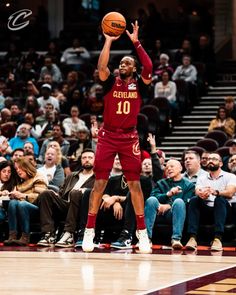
top-left (185, 152), bottom-right (236, 252)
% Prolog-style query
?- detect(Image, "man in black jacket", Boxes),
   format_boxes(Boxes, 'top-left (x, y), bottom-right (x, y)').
top-left (36, 149), bottom-right (95, 247)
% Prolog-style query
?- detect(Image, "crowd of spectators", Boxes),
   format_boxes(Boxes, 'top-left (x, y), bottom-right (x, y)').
top-left (0, 2), bottom-right (231, 251)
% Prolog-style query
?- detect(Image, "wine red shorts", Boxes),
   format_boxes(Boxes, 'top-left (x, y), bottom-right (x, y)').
top-left (94, 127), bottom-right (141, 181)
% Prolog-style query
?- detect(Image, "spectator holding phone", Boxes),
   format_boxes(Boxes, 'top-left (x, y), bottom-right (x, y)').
top-left (4, 157), bottom-right (47, 246)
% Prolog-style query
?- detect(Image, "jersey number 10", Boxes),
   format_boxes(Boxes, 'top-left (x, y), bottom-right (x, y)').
top-left (116, 101), bottom-right (130, 114)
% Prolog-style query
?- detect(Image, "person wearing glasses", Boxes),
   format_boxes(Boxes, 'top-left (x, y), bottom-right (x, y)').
top-left (185, 152), bottom-right (236, 251)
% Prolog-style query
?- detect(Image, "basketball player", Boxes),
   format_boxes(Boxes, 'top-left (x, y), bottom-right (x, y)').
top-left (82, 20), bottom-right (153, 253)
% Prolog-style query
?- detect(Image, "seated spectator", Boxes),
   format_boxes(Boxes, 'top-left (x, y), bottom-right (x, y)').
top-left (24, 112), bottom-right (43, 139)
top-left (25, 80), bottom-right (39, 97)
top-left (38, 123), bottom-right (70, 163)
top-left (4, 42), bottom-right (22, 71)
top-left (37, 147), bottom-right (64, 189)
top-left (37, 84), bottom-right (60, 113)
top-left (18, 60), bottom-right (38, 83)
top-left (36, 149), bottom-right (95, 247)
top-left (40, 73), bottom-right (53, 86)
top-left (111, 135), bottom-right (163, 249)
top-left (0, 108), bottom-right (11, 124)
top-left (4, 157), bottom-right (47, 246)
top-left (193, 34), bottom-right (215, 85)
top-left (10, 103), bottom-right (25, 125)
top-left (37, 104), bottom-right (58, 138)
top-left (224, 96), bottom-right (236, 122)
top-left (62, 106), bottom-right (86, 138)
top-left (93, 159), bottom-right (129, 244)
top-left (183, 150), bottom-right (208, 184)
top-left (145, 159), bottom-right (195, 250)
top-left (154, 70), bottom-right (178, 124)
top-left (68, 126), bottom-right (93, 167)
top-left (60, 38), bottom-right (90, 71)
top-left (24, 95), bottom-right (41, 118)
top-left (174, 39), bottom-right (193, 65)
top-left (84, 69), bottom-right (102, 101)
top-left (228, 155), bottom-right (236, 175)
top-left (23, 142), bottom-right (34, 155)
top-left (86, 84), bottom-right (104, 115)
top-left (150, 39), bottom-right (165, 68)
top-left (200, 151), bottom-right (210, 170)
top-left (11, 148), bottom-right (24, 163)
top-left (208, 106), bottom-right (235, 138)
top-left (9, 123), bottom-right (39, 156)
top-left (75, 154), bottom-right (129, 248)
top-left (223, 140), bottom-right (236, 171)
top-left (21, 46), bottom-right (41, 71)
top-left (185, 152), bottom-right (236, 251)
top-left (45, 40), bottom-right (62, 65)
top-left (0, 160), bottom-right (17, 222)
top-left (153, 53), bottom-right (174, 82)
top-left (154, 70), bottom-right (177, 103)
top-left (39, 56), bottom-right (63, 84)
top-left (172, 55), bottom-right (197, 84)
top-left (47, 141), bottom-right (71, 176)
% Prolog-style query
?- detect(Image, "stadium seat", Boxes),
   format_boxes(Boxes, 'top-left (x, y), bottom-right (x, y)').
top-left (59, 113), bottom-right (69, 122)
top-left (185, 146), bottom-right (206, 156)
top-left (216, 146), bottom-right (230, 158)
top-left (137, 113), bottom-right (149, 150)
top-left (79, 113), bottom-right (91, 129)
top-left (140, 105), bottom-right (160, 137)
top-left (196, 138), bottom-right (219, 152)
top-left (224, 138), bottom-right (236, 147)
top-left (205, 130), bottom-right (228, 147)
top-left (150, 97), bottom-right (171, 135)
top-left (175, 79), bottom-right (189, 114)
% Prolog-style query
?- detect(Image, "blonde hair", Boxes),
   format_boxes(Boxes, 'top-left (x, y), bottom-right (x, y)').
top-left (46, 141), bottom-right (62, 165)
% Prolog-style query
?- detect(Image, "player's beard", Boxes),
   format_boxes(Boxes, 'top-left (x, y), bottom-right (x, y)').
top-left (119, 72), bottom-right (127, 79)
top-left (82, 164), bottom-right (93, 171)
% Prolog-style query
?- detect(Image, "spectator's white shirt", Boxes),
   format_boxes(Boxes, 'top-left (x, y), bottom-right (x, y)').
top-left (38, 165), bottom-right (56, 183)
top-left (37, 96), bottom-right (60, 112)
top-left (154, 81), bottom-right (177, 102)
top-left (60, 47), bottom-right (90, 65)
top-left (62, 117), bottom-right (86, 137)
top-left (196, 170), bottom-right (236, 206)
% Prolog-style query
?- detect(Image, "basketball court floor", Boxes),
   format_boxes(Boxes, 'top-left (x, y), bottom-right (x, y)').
top-left (0, 244), bottom-right (236, 294)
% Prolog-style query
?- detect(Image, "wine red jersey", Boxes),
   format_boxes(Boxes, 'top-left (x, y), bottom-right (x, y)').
top-left (102, 75), bottom-right (146, 129)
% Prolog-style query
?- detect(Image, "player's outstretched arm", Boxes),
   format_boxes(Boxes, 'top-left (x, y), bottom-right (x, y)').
top-left (97, 33), bottom-right (120, 81)
top-left (126, 20), bottom-right (153, 85)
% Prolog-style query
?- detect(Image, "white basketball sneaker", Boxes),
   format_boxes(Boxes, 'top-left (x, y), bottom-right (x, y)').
top-left (136, 229), bottom-right (152, 254)
top-left (82, 228), bottom-right (95, 252)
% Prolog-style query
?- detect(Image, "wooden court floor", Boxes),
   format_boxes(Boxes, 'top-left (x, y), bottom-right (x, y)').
top-left (0, 246), bottom-right (236, 295)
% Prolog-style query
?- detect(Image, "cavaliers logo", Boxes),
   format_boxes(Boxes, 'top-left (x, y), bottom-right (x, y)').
top-left (132, 141), bottom-right (140, 156)
top-left (8, 9), bottom-right (32, 31)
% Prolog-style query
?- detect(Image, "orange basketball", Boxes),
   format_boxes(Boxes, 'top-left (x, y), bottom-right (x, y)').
top-left (101, 12), bottom-right (126, 37)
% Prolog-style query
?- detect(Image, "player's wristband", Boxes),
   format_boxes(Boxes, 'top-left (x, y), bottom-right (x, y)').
top-left (133, 41), bottom-right (153, 80)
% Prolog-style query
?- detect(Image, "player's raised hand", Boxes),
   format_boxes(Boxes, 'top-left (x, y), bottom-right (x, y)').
top-left (126, 20), bottom-right (139, 43)
top-left (103, 32), bottom-right (120, 42)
